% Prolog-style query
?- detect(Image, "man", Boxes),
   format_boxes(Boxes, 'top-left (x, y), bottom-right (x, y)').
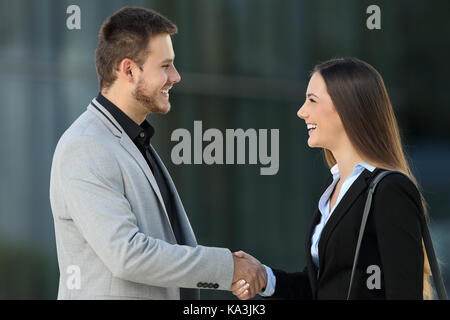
top-left (49, 7), bottom-right (266, 299)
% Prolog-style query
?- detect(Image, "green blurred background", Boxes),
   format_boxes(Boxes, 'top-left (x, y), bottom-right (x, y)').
top-left (0, 0), bottom-right (449, 299)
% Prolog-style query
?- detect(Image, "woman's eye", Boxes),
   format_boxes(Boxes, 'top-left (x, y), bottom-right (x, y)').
top-left (309, 98), bottom-right (316, 103)
top-left (162, 65), bottom-right (170, 69)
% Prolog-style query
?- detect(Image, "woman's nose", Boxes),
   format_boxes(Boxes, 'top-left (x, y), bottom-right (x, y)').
top-left (297, 103), bottom-right (307, 119)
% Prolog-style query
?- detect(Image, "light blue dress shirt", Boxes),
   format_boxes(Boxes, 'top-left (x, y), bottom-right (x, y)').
top-left (260, 162), bottom-right (376, 297)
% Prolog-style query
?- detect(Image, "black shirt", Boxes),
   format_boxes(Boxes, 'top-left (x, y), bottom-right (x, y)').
top-left (96, 93), bottom-right (184, 244)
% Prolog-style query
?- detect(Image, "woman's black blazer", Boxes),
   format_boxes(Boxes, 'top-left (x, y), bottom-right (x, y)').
top-left (271, 168), bottom-right (425, 300)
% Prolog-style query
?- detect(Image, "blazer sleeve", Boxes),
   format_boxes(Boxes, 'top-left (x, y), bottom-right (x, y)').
top-left (56, 136), bottom-right (234, 290)
top-left (267, 267), bottom-right (312, 299)
top-left (372, 173), bottom-right (424, 299)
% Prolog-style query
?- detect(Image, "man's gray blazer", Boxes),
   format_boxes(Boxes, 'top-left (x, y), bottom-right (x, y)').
top-left (49, 98), bottom-right (234, 299)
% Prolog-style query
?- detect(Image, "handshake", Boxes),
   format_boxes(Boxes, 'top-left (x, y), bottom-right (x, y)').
top-left (231, 251), bottom-right (268, 300)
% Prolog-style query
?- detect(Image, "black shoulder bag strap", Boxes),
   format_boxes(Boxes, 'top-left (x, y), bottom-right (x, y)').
top-left (346, 170), bottom-right (447, 300)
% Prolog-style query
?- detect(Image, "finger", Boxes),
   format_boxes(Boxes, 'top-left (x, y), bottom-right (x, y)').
top-left (233, 251), bottom-right (246, 258)
top-left (233, 282), bottom-right (250, 296)
top-left (237, 289), bottom-right (250, 300)
top-left (248, 283), bottom-right (259, 298)
top-left (231, 280), bottom-right (246, 292)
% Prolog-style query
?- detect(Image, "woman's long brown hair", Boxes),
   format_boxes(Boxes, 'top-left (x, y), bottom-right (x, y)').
top-left (313, 57), bottom-right (432, 299)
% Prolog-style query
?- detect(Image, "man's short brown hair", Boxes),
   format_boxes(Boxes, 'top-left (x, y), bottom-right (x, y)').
top-left (95, 7), bottom-right (177, 90)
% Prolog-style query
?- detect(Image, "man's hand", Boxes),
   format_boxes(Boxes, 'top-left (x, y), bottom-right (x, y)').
top-left (231, 251), bottom-right (267, 300)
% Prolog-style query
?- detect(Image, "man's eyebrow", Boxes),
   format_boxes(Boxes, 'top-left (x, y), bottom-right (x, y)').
top-left (307, 93), bottom-right (319, 99)
top-left (161, 57), bottom-right (175, 64)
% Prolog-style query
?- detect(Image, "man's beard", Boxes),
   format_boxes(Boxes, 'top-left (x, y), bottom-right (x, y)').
top-left (132, 78), bottom-right (170, 114)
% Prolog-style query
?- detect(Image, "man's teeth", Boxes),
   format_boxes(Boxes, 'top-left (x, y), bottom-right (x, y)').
top-left (161, 90), bottom-right (169, 94)
top-left (307, 124), bottom-right (317, 130)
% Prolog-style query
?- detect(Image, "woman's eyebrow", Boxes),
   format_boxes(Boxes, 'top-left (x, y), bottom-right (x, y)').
top-left (307, 93), bottom-right (319, 99)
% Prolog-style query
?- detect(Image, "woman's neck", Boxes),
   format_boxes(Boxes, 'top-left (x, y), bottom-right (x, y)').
top-left (331, 141), bottom-right (366, 181)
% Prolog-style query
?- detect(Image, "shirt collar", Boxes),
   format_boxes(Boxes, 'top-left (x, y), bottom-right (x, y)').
top-left (96, 92), bottom-right (155, 143)
top-left (330, 161), bottom-right (376, 178)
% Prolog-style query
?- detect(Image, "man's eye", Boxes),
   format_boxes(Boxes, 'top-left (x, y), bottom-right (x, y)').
top-left (309, 98), bottom-right (316, 103)
top-left (162, 65), bottom-right (170, 68)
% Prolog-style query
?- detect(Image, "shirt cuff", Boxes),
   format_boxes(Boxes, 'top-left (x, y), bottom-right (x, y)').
top-left (259, 265), bottom-right (276, 297)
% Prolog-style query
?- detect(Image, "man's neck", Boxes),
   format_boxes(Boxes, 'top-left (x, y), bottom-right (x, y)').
top-left (101, 88), bottom-right (147, 125)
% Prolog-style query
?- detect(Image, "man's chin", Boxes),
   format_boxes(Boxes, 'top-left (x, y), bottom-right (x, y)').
top-left (144, 102), bottom-right (171, 114)
top-left (158, 103), bottom-right (171, 114)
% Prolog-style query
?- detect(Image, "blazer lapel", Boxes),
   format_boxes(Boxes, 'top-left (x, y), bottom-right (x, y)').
top-left (118, 136), bottom-right (167, 212)
top-left (147, 145), bottom-right (198, 246)
top-left (316, 168), bottom-right (382, 271)
top-left (304, 176), bottom-right (333, 297)
top-left (305, 208), bottom-right (321, 296)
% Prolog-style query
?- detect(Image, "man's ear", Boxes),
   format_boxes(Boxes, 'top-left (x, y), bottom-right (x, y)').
top-left (118, 58), bottom-right (135, 84)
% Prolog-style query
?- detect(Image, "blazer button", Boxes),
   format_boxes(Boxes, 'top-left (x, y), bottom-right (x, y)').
top-left (213, 283), bottom-right (219, 289)
top-left (208, 283), bottom-right (214, 288)
top-left (197, 282), bottom-right (203, 288)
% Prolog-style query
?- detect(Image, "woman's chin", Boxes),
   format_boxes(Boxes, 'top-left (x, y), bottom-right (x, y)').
top-left (307, 138), bottom-right (319, 148)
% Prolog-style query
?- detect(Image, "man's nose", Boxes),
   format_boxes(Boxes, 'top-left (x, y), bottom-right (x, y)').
top-left (170, 66), bottom-right (181, 84)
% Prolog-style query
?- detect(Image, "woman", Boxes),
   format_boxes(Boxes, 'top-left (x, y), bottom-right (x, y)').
top-left (233, 57), bottom-right (431, 300)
